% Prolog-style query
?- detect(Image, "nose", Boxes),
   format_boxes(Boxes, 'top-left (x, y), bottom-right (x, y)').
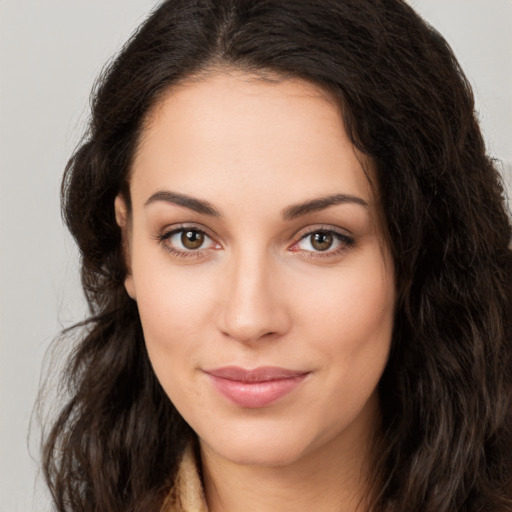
top-left (216, 251), bottom-right (291, 344)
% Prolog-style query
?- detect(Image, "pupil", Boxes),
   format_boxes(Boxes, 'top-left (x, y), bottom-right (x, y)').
top-left (311, 232), bottom-right (333, 251)
top-left (181, 230), bottom-right (204, 249)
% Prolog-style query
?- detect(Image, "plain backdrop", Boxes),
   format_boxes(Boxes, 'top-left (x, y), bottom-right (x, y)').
top-left (0, 1), bottom-right (511, 510)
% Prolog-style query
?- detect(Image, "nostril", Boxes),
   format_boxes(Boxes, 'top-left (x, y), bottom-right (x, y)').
top-left (217, 297), bottom-right (290, 344)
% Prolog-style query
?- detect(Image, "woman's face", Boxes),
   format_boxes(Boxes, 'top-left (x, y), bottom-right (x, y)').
top-left (118, 71), bottom-right (396, 468)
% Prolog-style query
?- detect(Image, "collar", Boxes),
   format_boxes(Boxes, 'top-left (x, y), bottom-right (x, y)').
top-left (161, 443), bottom-right (208, 512)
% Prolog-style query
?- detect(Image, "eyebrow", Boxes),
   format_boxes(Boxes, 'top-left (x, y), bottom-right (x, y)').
top-left (144, 190), bottom-right (368, 220)
top-left (281, 193), bottom-right (369, 220)
top-left (144, 190), bottom-right (221, 217)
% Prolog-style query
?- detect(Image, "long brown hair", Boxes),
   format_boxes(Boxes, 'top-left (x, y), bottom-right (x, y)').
top-left (42, 1), bottom-right (512, 510)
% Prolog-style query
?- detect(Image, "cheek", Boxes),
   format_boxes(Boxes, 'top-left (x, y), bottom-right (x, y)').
top-left (297, 255), bottom-right (394, 345)
top-left (293, 260), bottom-right (394, 440)
top-left (295, 253), bottom-right (395, 390)
top-left (135, 280), bottom-right (210, 412)
top-left (132, 234), bottom-right (217, 328)
top-left (130, 252), bottom-right (219, 386)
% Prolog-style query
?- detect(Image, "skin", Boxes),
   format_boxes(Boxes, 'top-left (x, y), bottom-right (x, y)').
top-left (116, 70), bottom-right (396, 512)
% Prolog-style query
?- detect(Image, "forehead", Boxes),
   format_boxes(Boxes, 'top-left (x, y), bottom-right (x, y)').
top-left (130, 70), bottom-right (375, 210)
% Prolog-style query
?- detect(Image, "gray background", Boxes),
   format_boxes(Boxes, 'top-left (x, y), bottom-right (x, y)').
top-left (1, 1), bottom-right (511, 510)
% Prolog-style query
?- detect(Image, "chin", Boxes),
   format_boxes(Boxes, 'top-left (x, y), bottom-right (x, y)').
top-left (198, 419), bottom-right (322, 468)
top-left (208, 440), bottom-right (309, 468)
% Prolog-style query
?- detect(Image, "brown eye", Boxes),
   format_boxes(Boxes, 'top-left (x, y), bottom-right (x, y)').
top-left (161, 227), bottom-right (218, 256)
top-left (310, 232), bottom-right (333, 251)
top-left (181, 230), bottom-right (205, 249)
top-left (293, 229), bottom-right (353, 256)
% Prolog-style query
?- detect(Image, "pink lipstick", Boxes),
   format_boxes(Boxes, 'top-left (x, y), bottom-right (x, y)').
top-left (204, 366), bottom-right (309, 408)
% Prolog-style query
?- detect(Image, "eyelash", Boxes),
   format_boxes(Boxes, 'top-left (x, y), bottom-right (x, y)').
top-left (290, 227), bottom-right (355, 259)
top-left (157, 224), bottom-right (219, 259)
top-left (156, 224), bottom-right (355, 260)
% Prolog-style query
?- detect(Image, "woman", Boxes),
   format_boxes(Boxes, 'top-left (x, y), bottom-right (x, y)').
top-left (42, 1), bottom-right (512, 511)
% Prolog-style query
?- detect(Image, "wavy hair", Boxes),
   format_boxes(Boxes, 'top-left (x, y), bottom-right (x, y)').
top-left (42, 1), bottom-right (512, 510)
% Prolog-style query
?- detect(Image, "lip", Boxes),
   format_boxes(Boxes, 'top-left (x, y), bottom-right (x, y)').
top-left (204, 366), bottom-right (310, 408)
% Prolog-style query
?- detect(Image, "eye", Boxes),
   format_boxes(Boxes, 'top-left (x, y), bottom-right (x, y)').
top-left (302, 231), bottom-right (335, 251)
top-left (159, 227), bottom-right (219, 254)
top-left (291, 229), bottom-right (354, 255)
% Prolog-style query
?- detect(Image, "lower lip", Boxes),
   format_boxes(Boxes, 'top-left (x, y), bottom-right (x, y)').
top-left (208, 374), bottom-right (308, 408)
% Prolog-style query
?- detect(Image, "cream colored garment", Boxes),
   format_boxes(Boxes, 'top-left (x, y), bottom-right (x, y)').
top-left (161, 443), bottom-right (209, 512)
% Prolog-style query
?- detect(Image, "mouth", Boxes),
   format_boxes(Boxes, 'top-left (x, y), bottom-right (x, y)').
top-left (203, 366), bottom-right (310, 408)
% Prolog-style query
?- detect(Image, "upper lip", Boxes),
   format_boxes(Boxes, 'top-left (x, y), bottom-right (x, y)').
top-left (204, 366), bottom-right (309, 383)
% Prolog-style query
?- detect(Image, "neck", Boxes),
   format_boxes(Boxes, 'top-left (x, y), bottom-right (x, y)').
top-left (200, 397), bottom-right (379, 512)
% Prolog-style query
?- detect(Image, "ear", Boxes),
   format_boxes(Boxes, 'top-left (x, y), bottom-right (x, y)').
top-left (114, 194), bottom-right (136, 300)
